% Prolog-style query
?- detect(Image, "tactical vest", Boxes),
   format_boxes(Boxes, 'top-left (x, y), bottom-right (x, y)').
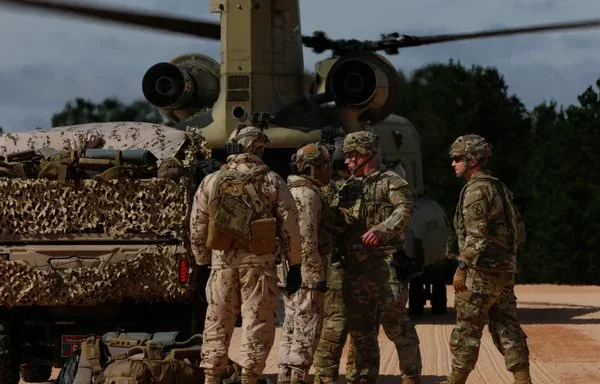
top-left (335, 171), bottom-right (401, 253)
top-left (206, 164), bottom-right (277, 255)
top-left (455, 174), bottom-right (526, 255)
top-left (339, 172), bottom-right (396, 225)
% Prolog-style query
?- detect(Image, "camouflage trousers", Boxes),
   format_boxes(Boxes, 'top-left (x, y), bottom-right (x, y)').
top-left (344, 255), bottom-right (421, 383)
top-left (201, 264), bottom-right (279, 382)
top-left (313, 264), bottom-right (370, 384)
top-left (450, 269), bottom-right (530, 372)
top-left (278, 287), bottom-right (325, 383)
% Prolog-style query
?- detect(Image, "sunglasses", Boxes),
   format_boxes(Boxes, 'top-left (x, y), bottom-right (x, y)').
top-left (451, 156), bottom-right (465, 163)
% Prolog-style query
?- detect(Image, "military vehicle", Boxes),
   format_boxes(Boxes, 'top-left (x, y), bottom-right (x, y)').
top-left (1, 0), bottom-right (600, 382)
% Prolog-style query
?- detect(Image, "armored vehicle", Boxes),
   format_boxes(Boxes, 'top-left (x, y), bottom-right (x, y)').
top-left (0, 123), bottom-right (211, 383)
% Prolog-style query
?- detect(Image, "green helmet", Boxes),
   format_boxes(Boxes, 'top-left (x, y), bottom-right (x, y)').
top-left (449, 134), bottom-right (492, 161)
top-left (342, 131), bottom-right (379, 156)
top-left (293, 142), bottom-right (331, 173)
top-left (227, 125), bottom-right (271, 153)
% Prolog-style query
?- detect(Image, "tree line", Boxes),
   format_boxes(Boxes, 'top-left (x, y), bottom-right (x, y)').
top-left (48, 62), bottom-right (600, 284)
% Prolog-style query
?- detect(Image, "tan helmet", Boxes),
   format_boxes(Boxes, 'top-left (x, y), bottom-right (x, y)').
top-left (342, 131), bottom-right (379, 156)
top-left (449, 134), bottom-right (492, 161)
top-left (293, 142), bottom-right (331, 173)
top-left (227, 125), bottom-right (271, 153)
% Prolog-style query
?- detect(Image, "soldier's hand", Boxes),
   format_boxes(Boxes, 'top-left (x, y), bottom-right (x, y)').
top-left (361, 229), bottom-right (381, 246)
top-left (285, 264), bottom-right (302, 296)
top-left (453, 267), bottom-right (468, 293)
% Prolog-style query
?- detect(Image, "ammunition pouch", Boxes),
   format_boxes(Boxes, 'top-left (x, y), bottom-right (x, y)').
top-left (206, 217), bottom-right (236, 252)
top-left (249, 218), bottom-right (277, 255)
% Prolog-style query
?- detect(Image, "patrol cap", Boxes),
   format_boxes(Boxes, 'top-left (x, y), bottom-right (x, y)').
top-left (342, 131), bottom-right (379, 156)
top-left (449, 134), bottom-right (492, 161)
top-left (227, 125), bottom-right (271, 151)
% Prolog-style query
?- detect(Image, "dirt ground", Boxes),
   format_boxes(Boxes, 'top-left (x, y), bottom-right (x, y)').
top-left (35, 284), bottom-right (600, 384)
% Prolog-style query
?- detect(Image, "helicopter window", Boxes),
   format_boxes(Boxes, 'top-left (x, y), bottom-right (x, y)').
top-left (228, 90), bottom-right (249, 101)
top-left (228, 75), bottom-right (250, 89)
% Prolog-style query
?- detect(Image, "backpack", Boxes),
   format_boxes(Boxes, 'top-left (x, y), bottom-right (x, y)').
top-left (55, 333), bottom-right (205, 384)
top-left (207, 164), bottom-right (277, 255)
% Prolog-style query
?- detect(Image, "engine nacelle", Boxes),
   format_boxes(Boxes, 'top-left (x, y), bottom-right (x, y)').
top-left (325, 51), bottom-right (400, 125)
top-left (142, 53), bottom-right (220, 123)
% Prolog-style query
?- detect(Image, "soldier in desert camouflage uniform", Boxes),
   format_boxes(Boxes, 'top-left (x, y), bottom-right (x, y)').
top-left (277, 143), bottom-right (333, 384)
top-left (442, 134), bottom-right (531, 384)
top-left (334, 131), bottom-right (422, 384)
top-left (190, 126), bottom-right (302, 384)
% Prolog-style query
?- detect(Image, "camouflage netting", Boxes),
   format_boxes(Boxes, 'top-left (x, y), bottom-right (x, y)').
top-left (0, 177), bottom-right (190, 238)
top-left (0, 127), bottom-right (212, 307)
top-left (0, 245), bottom-right (194, 307)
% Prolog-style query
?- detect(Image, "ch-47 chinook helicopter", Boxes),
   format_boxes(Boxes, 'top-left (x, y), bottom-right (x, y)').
top-left (2, 1), bottom-right (600, 380)
top-left (3, 0), bottom-right (600, 299)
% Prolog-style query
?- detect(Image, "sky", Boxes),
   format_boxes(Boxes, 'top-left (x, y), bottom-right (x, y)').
top-left (1, 0), bottom-right (600, 132)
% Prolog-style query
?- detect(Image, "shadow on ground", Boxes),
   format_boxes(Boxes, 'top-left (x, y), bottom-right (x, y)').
top-left (410, 303), bottom-right (600, 325)
top-left (263, 373), bottom-right (446, 384)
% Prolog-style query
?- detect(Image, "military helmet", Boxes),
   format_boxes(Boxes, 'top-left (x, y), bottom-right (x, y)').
top-left (449, 134), bottom-right (492, 161)
top-left (293, 142), bottom-right (331, 173)
top-left (342, 131), bottom-right (379, 156)
top-left (227, 125), bottom-right (271, 152)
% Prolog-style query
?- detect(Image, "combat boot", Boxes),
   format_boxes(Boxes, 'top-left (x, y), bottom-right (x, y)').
top-left (400, 375), bottom-right (421, 384)
top-left (513, 366), bottom-right (532, 384)
top-left (204, 374), bottom-right (221, 384)
top-left (242, 373), bottom-right (259, 384)
top-left (440, 368), bottom-right (469, 384)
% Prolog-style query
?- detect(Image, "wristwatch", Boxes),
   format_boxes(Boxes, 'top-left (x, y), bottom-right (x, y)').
top-left (458, 260), bottom-right (468, 270)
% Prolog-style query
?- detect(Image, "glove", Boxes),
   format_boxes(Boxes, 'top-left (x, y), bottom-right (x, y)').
top-left (314, 281), bottom-right (328, 293)
top-left (453, 267), bottom-right (467, 293)
top-left (285, 264), bottom-right (302, 296)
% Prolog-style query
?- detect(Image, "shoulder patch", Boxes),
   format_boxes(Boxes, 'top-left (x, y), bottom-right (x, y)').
top-left (466, 200), bottom-right (485, 219)
top-left (463, 184), bottom-right (489, 220)
top-left (385, 171), bottom-right (409, 189)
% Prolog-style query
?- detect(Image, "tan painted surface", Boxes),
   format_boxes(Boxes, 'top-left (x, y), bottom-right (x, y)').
top-left (33, 284), bottom-right (600, 384)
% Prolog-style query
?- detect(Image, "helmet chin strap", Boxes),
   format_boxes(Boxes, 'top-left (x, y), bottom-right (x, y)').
top-left (349, 154), bottom-right (374, 175)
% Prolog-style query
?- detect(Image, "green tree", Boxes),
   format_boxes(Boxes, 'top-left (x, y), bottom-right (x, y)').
top-left (396, 62), bottom-right (531, 218)
top-left (520, 81), bottom-right (600, 283)
top-left (51, 98), bottom-right (163, 127)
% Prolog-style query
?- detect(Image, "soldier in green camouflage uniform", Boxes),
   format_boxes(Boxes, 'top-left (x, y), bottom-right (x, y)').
top-left (443, 134), bottom-right (531, 384)
top-left (333, 132), bottom-right (422, 384)
top-left (313, 159), bottom-right (378, 384)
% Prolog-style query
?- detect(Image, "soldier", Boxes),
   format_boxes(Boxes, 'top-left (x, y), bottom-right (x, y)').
top-left (189, 125), bottom-right (303, 384)
top-left (313, 155), bottom-right (379, 384)
top-left (442, 134), bottom-right (531, 384)
top-left (334, 131), bottom-right (422, 384)
top-left (277, 143), bottom-right (333, 384)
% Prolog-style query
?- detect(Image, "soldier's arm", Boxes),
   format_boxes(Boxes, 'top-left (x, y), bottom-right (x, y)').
top-left (460, 183), bottom-right (493, 267)
top-left (189, 176), bottom-right (212, 266)
top-left (372, 175), bottom-right (414, 243)
top-left (273, 175), bottom-right (302, 266)
top-left (293, 187), bottom-right (324, 286)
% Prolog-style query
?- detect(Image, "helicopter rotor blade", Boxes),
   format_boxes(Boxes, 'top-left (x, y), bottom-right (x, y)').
top-left (0, 0), bottom-right (221, 39)
top-left (394, 18), bottom-right (600, 48)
